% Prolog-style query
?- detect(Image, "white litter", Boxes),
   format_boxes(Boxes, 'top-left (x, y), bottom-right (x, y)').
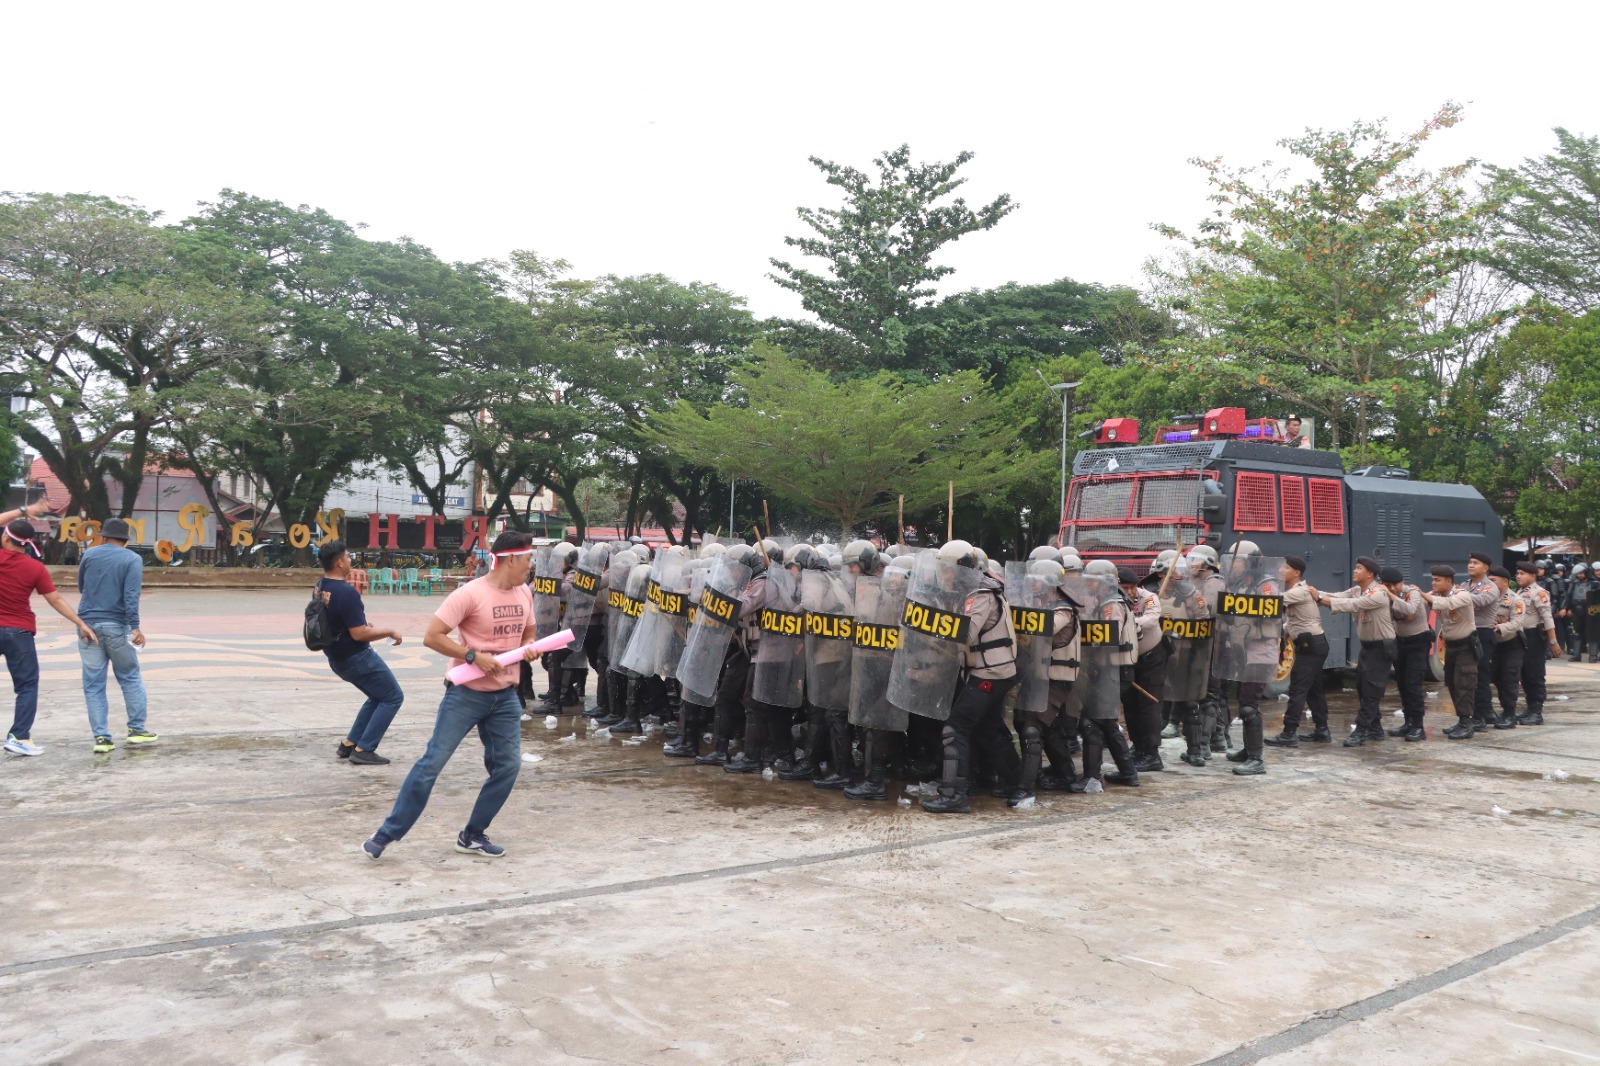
top-left (897, 797), bottom-right (912, 806)
top-left (623, 737), bottom-right (644, 746)
top-left (1011, 796), bottom-right (1037, 810)
top-left (641, 722), bottom-right (657, 735)
top-left (1492, 805), bottom-right (1511, 816)
top-left (1544, 770), bottom-right (1571, 781)
top-left (520, 713), bottom-right (532, 722)
top-left (592, 727), bottom-right (610, 738)
top-left (1083, 778), bottom-right (1104, 793)
top-left (1426, 691), bottom-right (1439, 699)
top-left (762, 768), bottom-right (777, 780)
top-left (558, 734), bottom-right (577, 744)
top-left (1555, 695), bottom-right (1570, 702)
top-left (521, 753), bottom-right (544, 764)
top-left (904, 781), bottom-right (940, 797)
top-left (1392, 710), bottom-right (1405, 718)
top-left (1277, 693), bottom-right (1290, 701)
top-left (702, 733), bottom-right (714, 744)
top-left (544, 715), bottom-right (558, 728)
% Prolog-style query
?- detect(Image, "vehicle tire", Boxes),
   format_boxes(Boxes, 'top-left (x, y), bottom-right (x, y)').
top-left (1427, 635), bottom-right (1445, 683)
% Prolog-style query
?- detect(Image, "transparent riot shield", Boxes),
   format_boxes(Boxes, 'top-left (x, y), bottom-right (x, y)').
top-left (677, 556), bottom-right (752, 706)
top-left (1062, 573), bottom-right (1124, 720)
top-left (803, 568), bottom-right (855, 712)
top-left (1005, 560), bottom-right (1056, 715)
top-left (751, 565), bottom-right (806, 709)
top-left (530, 545), bottom-right (563, 640)
top-left (1158, 560), bottom-right (1215, 702)
top-left (619, 550), bottom-right (693, 678)
top-left (849, 569), bottom-right (910, 730)
top-left (608, 562), bottom-right (650, 677)
top-left (563, 547), bottom-right (605, 671)
top-left (887, 552), bottom-right (983, 722)
top-left (1212, 557), bottom-right (1287, 684)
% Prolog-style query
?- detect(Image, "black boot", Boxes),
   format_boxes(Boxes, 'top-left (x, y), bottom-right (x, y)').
top-left (1443, 716), bottom-right (1476, 740)
top-left (609, 679), bottom-right (644, 734)
top-left (1264, 729), bottom-right (1299, 748)
top-left (695, 738), bottom-right (730, 766)
top-left (1182, 703), bottom-right (1208, 767)
top-left (1232, 707), bottom-right (1266, 775)
top-left (1516, 707), bottom-right (1544, 725)
top-left (1301, 726), bottom-right (1332, 743)
top-left (1494, 713), bottom-right (1518, 730)
top-left (777, 759), bottom-right (819, 782)
top-left (920, 782), bottom-right (972, 814)
top-left (663, 703), bottom-right (703, 758)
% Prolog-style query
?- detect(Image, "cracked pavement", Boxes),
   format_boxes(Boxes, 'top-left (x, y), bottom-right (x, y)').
top-left (2, 589), bottom-right (1599, 1064)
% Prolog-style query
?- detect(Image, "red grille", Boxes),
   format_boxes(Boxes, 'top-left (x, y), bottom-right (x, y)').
top-left (1233, 471), bottom-right (1278, 531)
top-left (1280, 477), bottom-right (1307, 533)
top-left (1309, 477), bottom-right (1345, 534)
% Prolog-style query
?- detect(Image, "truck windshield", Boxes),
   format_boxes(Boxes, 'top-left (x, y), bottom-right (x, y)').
top-left (1063, 474), bottom-right (1205, 553)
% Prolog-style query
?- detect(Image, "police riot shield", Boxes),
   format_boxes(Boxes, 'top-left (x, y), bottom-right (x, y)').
top-left (803, 568), bottom-right (855, 712)
top-left (608, 562), bottom-right (649, 676)
top-left (751, 566), bottom-right (806, 709)
top-left (619, 550), bottom-right (693, 678)
top-left (1005, 561), bottom-right (1055, 715)
top-left (1212, 559), bottom-right (1287, 684)
top-left (1062, 573), bottom-right (1123, 721)
top-left (887, 553), bottom-right (984, 722)
top-left (531, 546), bottom-right (564, 640)
top-left (562, 548), bottom-right (604, 671)
top-left (677, 555), bottom-right (752, 706)
top-left (849, 569), bottom-right (910, 730)
top-left (1158, 561), bottom-right (1215, 702)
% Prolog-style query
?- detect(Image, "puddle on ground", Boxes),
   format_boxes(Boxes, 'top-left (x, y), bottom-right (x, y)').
top-left (1381, 760), bottom-right (1594, 786)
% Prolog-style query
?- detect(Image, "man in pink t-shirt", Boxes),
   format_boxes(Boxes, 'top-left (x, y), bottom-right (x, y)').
top-left (363, 530), bottom-right (538, 860)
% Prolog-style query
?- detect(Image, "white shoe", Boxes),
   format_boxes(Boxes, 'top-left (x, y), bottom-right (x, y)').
top-left (4, 734), bottom-right (43, 756)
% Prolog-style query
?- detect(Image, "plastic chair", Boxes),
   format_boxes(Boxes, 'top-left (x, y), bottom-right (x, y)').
top-left (349, 569), bottom-right (368, 593)
top-left (422, 567), bottom-right (445, 595)
top-left (370, 568), bottom-right (396, 595)
top-left (398, 567), bottom-right (420, 594)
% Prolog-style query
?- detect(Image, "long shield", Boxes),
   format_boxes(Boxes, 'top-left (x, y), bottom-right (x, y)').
top-left (1212, 558), bottom-right (1287, 684)
top-left (887, 552), bottom-right (983, 722)
top-left (531, 546), bottom-right (563, 640)
top-left (619, 550), bottom-right (693, 678)
top-left (1159, 567), bottom-right (1215, 702)
top-left (562, 546), bottom-right (605, 671)
top-left (1063, 573), bottom-right (1123, 720)
top-left (678, 555), bottom-right (752, 705)
top-left (1005, 561), bottom-right (1055, 715)
top-left (803, 568), bottom-right (855, 712)
top-left (751, 566), bottom-right (806, 709)
top-left (608, 562), bottom-right (650, 676)
top-left (850, 569), bottom-right (910, 730)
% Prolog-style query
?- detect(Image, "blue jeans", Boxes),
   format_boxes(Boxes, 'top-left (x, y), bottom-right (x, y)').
top-left (378, 684), bottom-right (522, 841)
top-left (329, 646), bottom-right (405, 751)
top-left (0, 628), bottom-right (39, 740)
top-left (81, 624), bottom-right (149, 736)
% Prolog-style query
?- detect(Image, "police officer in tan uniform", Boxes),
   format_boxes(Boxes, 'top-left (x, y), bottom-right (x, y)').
top-left (1487, 566), bottom-right (1526, 729)
top-left (1121, 567), bottom-right (1167, 771)
top-left (1383, 566), bottom-right (1432, 742)
top-left (1312, 555), bottom-right (1393, 746)
top-left (1266, 555), bottom-right (1331, 746)
top-left (1423, 565), bottom-right (1482, 739)
top-left (1515, 561), bottom-right (1561, 725)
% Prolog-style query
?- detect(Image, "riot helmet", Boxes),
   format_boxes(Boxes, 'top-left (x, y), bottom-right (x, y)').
top-left (552, 542), bottom-right (579, 569)
top-left (760, 538), bottom-right (784, 565)
top-left (1060, 554), bottom-right (1085, 574)
top-left (936, 539), bottom-right (979, 569)
top-left (1084, 559), bottom-right (1118, 579)
top-left (788, 544), bottom-right (826, 571)
top-left (1027, 545), bottom-right (1061, 563)
top-left (1186, 544), bottom-right (1220, 571)
top-left (841, 539), bottom-right (880, 574)
top-left (1149, 549), bottom-right (1178, 575)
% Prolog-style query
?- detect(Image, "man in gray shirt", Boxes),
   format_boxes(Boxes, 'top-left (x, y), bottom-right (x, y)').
top-left (1383, 567), bottom-right (1431, 742)
top-left (77, 518), bottom-right (152, 753)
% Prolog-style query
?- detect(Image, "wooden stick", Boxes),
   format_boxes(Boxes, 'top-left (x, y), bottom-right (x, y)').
top-left (898, 495), bottom-right (905, 547)
top-left (947, 481), bottom-right (954, 541)
top-left (1157, 531), bottom-right (1187, 600)
top-left (1132, 681), bottom-right (1160, 703)
top-left (752, 526), bottom-right (769, 565)
top-left (762, 499), bottom-right (771, 541)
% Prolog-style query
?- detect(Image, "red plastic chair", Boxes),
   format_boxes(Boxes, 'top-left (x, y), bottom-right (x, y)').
top-left (349, 569), bottom-right (369, 593)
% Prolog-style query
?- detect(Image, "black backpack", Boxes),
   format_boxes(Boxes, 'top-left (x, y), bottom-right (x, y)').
top-left (304, 578), bottom-right (340, 651)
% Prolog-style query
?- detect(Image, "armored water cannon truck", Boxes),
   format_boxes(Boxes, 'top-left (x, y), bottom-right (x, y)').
top-left (1058, 407), bottom-right (1503, 675)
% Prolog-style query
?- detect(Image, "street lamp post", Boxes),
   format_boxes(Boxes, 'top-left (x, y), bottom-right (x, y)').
top-left (1035, 371), bottom-right (1083, 536)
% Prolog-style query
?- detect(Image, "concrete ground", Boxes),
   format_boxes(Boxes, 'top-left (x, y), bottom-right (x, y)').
top-left (2, 589), bottom-right (1599, 1066)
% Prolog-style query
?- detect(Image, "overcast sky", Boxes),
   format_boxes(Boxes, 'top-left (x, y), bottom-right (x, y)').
top-left (9, 2), bottom-right (1598, 320)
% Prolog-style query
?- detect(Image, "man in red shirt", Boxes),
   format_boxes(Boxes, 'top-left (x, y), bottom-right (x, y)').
top-left (1, 519), bottom-right (100, 756)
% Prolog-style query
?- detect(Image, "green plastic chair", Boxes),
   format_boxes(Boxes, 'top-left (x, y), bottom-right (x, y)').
top-left (369, 568), bottom-right (396, 595)
top-left (424, 567), bottom-right (445, 595)
top-left (398, 567), bottom-right (420, 594)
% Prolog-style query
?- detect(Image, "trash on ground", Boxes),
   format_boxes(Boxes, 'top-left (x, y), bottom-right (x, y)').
top-left (558, 734), bottom-right (577, 743)
top-left (1555, 695), bottom-right (1570, 702)
top-left (544, 715), bottom-right (558, 728)
top-left (591, 727), bottom-right (610, 738)
top-left (520, 713), bottom-right (532, 722)
top-left (762, 768), bottom-right (777, 780)
top-left (897, 797), bottom-right (912, 806)
top-left (1083, 779), bottom-right (1104, 793)
top-left (1544, 769), bottom-right (1571, 781)
top-left (1492, 805), bottom-right (1511, 816)
top-left (1012, 796), bottom-right (1037, 810)
top-left (521, 753), bottom-right (544, 764)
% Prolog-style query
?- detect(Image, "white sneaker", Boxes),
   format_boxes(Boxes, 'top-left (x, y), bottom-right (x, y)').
top-left (4, 734), bottom-right (43, 756)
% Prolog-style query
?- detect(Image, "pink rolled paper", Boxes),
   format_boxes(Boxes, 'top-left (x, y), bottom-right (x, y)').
top-left (445, 629), bottom-right (575, 684)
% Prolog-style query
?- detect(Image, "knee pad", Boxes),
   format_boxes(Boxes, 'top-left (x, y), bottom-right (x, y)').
top-left (1019, 724), bottom-right (1042, 747)
top-left (1239, 704), bottom-right (1262, 725)
top-left (940, 724), bottom-right (959, 750)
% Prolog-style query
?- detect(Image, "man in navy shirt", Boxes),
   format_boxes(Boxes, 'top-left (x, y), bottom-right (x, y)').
top-left (78, 518), bottom-right (154, 753)
top-left (317, 540), bottom-right (405, 765)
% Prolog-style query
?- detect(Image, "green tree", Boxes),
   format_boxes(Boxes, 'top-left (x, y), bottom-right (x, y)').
top-left (0, 192), bottom-right (257, 517)
top-left (1153, 104), bottom-right (1490, 460)
top-left (643, 343), bottom-right (1021, 539)
top-left (1487, 128), bottom-right (1600, 314)
top-left (769, 145), bottom-right (1016, 376)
